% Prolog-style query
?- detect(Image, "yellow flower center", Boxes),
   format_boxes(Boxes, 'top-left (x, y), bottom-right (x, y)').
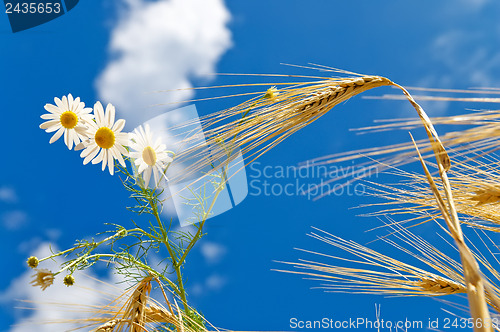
top-left (95, 127), bottom-right (115, 149)
top-left (142, 146), bottom-right (157, 166)
top-left (60, 111), bottom-right (78, 129)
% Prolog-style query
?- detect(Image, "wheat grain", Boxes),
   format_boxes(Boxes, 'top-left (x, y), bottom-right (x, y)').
top-left (96, 319), bottom-right (119, 332)
top-left (122, 276), bottom-right (152, 332)
top-left (417, 277), bottom-right (466, 295)
top-left (144, 303), bottom-right (177, 324)
top-left (471, 184), bottom-right (500, 206)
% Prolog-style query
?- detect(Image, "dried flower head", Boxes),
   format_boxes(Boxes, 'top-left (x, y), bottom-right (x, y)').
top-left (30, 269), bottom-right (55, 291)
top-left (26, 256), bottom-right (39, 269)
top-left (63, 274), bottom-right (75, 287)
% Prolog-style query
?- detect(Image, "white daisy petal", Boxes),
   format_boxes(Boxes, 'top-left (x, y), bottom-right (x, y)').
top-left (153, 167), bottom-right (160, 186)
top-left (83, 146), bottom-right (100, 165)
top-left (112, 119), bottom-right (125, 132)
top-left (75, 140), bottom-right (91, 151)
top-left (94, 101), bottom-right (104, 126)
top-left (115, 143), bottom-right (128, 156)
top-left (62, 95), bottom-right (69, 111)
top-left (138, 162), bottom-right (148, 174)
top-left (129, 152), bottom-right (141, 159)
top-left (40, 120), bottom-right (60, 130)
top-left (105, 104), bottom-right (115, 128)
top-left (81, 143), bottom-right (98, 158)
top-left (74, 101), bottom-right (84, 114)
top-left (74, 125), bottom-right (88, 135)
top-left (71, 130), bottom-right (80, 148)
top-left (64, 129), bottom-right (70, 149)
top-left (92, 148), bottom-right (105, 165)
top-left (143, 167), bottom-right (152, 186)
top-left (101, 150), bottom-right (108, 171)
top-left (49, 127), bottom-right (65, 144)
top-left (41, 113), bottom-right (58, 120)
top-left (107, 150), bottom-right (114, 175)
top-left (54, 97), bottom-right (64, 109)
top-left (45, 124), bottom-right (62, 133)
top-left (112, 148), bottom-right (126, 168)
top-left (44, 103), bottom-right (60, 114)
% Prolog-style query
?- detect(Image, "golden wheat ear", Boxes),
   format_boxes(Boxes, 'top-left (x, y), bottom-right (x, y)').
top-left (169, 71), bottom-right (449, 193)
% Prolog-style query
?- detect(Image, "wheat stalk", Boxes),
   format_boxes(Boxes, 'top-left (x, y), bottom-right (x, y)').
top-left (410, 134), bottom-right (496, 331)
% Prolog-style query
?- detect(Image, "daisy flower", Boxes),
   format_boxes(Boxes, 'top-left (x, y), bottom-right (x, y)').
top-left (76, 102), bottom-right (128, 175)
top-left (263, 86), bottom-right (279, 102)
top-left (40, 94), bottom-right (93, 149)
top-left (129, 124), bottom-right (174, 188)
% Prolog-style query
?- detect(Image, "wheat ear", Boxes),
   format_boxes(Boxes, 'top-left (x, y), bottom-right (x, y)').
top-left (417, 277), bottom-right (466, 295)
top-left (171, 75), bottom-right (396, 185)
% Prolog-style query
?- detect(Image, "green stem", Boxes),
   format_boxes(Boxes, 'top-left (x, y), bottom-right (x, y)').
top-left (176, 182), bottom-right (224, 267)
top-left (56, 252), bottom-right (180, 294)
top-left (40, 228), bottom-right (142, 264)
top-left (148, 194), bottom-right (191, 315)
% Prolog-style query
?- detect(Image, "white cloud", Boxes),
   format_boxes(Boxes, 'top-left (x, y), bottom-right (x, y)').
top-left (96, 0), bottom-right (232, 128)
top-left (205, 273), bottom-right (226, 290)
top-left (200, 241), bottom-right (226, 264)
top-left (424, 14), bottom-right (500, 88)
top-left (459, 0), bottom-right (490, 10)
top-left (0, 186), bottom-right (18, 203)
top-left (414, 16), bottom-right (500, 117)
top-left (2, 210), bottom-right (28, 230)
top-left (190, 273), bottom-right (227, 296)
top-left (1, 243), bottom-right (128, 332)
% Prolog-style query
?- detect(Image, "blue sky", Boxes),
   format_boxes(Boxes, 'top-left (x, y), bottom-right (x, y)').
top-left (1, 0), bottom-right (500, 331)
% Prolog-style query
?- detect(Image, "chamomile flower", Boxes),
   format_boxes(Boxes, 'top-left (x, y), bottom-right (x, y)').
top-left (263, 86), bottom-right (279, 102)
top-left (40, 94), bottom-right (93, 149)
top-left (129, 124), bottom-right (173, 187)
top-left (76, 102), bottom-right (128, 175)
